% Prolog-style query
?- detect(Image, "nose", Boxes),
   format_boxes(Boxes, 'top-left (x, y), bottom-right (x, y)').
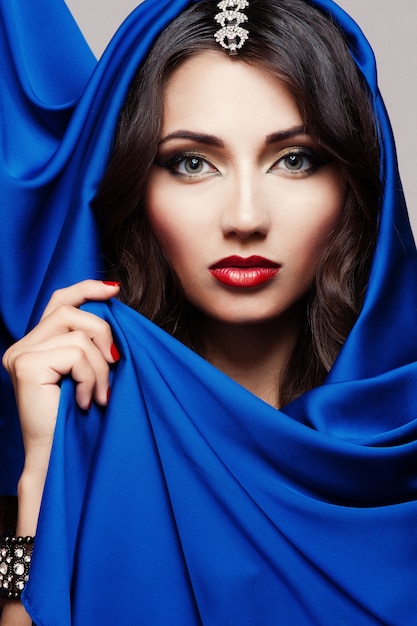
top-left (220, 174), bottom-right (270, 239)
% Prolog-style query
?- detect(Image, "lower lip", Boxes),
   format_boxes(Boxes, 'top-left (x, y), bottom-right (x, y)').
top-left (209, 267), bottom-right (280, 288)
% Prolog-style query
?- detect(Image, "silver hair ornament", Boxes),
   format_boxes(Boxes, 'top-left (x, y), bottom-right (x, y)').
top-left (214, 0), bottom-right (249, 55)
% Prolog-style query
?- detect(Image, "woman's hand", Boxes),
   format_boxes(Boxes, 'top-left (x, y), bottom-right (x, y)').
top-left (1, 279), bottom-right (121, 624)
top-left (3, 279), bottom-right (120, 479)
top-left (3, 278), bottom-right (121, 503)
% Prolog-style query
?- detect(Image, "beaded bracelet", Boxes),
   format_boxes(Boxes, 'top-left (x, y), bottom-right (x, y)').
top-left (0, 535), bottom-right (35, 599)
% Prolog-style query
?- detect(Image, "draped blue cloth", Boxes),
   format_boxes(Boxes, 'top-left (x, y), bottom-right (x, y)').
top-left (1, 0), bottom-right (417, 624)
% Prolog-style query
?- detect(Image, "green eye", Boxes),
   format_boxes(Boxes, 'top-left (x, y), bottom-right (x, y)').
top-left (156, 152), bottom-right (218, 179)
top-left (270, 147), bottom-right (327, 176)
top-left (184, 157), bottom-right (204, 174)
top-left (284, 154), bottom-right (305, 171)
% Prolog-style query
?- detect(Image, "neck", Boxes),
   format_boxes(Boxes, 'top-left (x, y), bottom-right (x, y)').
top-left (198, 310), bottom-right (303, 408)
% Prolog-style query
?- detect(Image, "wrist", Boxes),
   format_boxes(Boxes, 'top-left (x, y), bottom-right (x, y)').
top-left (16, 472), bottom-right (46, 537)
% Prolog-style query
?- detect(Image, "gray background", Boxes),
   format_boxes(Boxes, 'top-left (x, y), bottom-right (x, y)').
top-left (65, 0), bottom-right (417, 233)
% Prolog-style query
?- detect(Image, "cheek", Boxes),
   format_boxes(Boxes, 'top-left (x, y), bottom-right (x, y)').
top-left (146, 185), bottom-right (201, 270)
top-left (291, 176), bottom-right (345, 272)
top-left (147, 212), bottom-right (184, 268)
top-left (146, 178), bottom-right (179, 261)
top-left (147, 205), bottom-right (172, 249)
top-left (146, 172), bottom-right (220, 270)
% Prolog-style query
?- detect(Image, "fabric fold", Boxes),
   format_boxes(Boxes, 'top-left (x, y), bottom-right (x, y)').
top-left (1, 0), bottom-right (417, 623)
top-left (24, 300), bottom-right (417, 625)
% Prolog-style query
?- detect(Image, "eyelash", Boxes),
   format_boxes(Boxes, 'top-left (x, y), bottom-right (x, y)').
top-left (156, 147), bottom-right (327, 179)
top-left (269, 147), bottom-right (327, 176)
top-left (156, 152), bottom-right (217, 179)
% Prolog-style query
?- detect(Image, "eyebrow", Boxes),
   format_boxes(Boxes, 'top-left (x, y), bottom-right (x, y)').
top-left (266, 125), bottom-right (307, 144)
top-left (158, 125), bottom-right (308, 148)
top-left (159, 131), bottom-right (224, 148)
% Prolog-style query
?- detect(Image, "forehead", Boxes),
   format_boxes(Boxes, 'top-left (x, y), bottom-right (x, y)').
top-left (161, 50), bottom-right (303, 135)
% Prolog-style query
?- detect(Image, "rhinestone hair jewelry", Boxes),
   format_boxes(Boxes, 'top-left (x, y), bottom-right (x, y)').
top-left (214, 0), bottom-right (249, 55)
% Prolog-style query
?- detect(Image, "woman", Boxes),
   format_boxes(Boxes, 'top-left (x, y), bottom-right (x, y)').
top-left (1, 0), bottom-right (417, 624)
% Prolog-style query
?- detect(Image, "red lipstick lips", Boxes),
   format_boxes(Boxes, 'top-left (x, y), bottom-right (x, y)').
top-left (209, 255), bottom-right (280, 288)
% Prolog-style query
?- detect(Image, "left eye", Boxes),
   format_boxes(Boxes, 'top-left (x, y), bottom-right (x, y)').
top-left (271, 148), bottom-right (324, 175)
top-left (283, 153), bottom-right (308, 171)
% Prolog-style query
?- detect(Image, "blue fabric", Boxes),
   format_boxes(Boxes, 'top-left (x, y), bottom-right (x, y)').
top-left (25, 300), bottom-right (417, 625)
top-left (0, 0), bottom-right (416, 623)
top-left (0, 0), bottom-right (190, 490)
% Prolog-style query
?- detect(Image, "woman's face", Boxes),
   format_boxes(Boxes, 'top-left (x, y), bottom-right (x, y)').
top-left (146, 51), bottom-right (344, 327)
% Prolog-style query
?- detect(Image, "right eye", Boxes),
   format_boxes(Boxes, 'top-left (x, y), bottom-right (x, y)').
top-left (178, 156), bottom-right (207, 175)
top-left (156, 152), bottom-right (219, 180)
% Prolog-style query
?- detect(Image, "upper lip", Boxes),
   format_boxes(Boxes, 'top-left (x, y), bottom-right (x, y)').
top-left (209, 255), bottom-right (280, 269)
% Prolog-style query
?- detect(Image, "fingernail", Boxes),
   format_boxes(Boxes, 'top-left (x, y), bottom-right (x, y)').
top-left (103, 281), bottom-right (121, 287)
top-left (107, 387), bottom-right (111, 404)
top-left (111, 343), bottom-right (121, 362)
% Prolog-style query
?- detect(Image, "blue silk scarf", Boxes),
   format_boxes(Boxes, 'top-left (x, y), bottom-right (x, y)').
top-left (1, 0), bottom-right (417, 624)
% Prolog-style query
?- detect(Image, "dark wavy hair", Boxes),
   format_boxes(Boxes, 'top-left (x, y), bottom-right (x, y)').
top-left (93, 0), bottom-right (381, 405)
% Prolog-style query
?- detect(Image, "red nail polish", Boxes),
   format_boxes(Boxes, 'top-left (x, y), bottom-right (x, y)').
top-left (87, 398), bottom-right (93, 411)
top-left (107, 387), bottom-right (111, 403)
top-left (111, 343), bottom-right (121, 362)
top-left (103, 281), bottom-right (121, 287)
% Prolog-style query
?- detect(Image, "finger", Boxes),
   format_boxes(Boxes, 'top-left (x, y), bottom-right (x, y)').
top-left (7, 330), bottom-right (113, 408)
top-left (13, 345), bottom-right (100, 413)
top-left (4, 306), bottom-right (120, 366)
top-left (46, 329), bottom-right (112, 406)
top-left (41, 306), bottom-right (118, 363)
top-left (41, 279), bottom-right (120, 319)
